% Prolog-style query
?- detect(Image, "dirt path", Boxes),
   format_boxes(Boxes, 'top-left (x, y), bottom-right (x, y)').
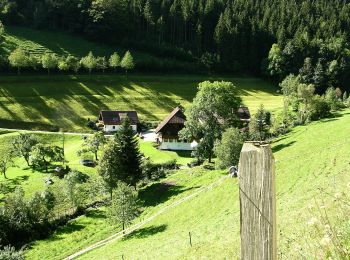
top-left (64, 176), bottom-right (229, 260)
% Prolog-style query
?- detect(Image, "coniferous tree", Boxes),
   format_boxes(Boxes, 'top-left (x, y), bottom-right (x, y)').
top-left (114, 118), bottom-right (143, 189)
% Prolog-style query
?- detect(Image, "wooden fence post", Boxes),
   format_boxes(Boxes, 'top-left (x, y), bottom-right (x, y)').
top-left (238, 142), bottom-right (276, 260)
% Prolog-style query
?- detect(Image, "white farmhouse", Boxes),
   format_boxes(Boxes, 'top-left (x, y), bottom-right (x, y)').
top-left (98, 110), bottom-right (139, 133)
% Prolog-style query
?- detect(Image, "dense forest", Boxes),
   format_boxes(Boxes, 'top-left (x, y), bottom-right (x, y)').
top-left (0, 0), bottom-right (350, 90)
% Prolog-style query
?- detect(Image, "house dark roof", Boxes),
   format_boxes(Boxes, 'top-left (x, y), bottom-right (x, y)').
top-left (99, 110), bottom-right (139, 125)
top-left (238, 106), bottom-right (251, 122)
top-left (155, 107), bottom-right (186, 134)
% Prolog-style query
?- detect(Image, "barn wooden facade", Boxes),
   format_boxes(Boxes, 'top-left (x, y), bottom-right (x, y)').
top-left (155, 107), bottom-right (195, 151)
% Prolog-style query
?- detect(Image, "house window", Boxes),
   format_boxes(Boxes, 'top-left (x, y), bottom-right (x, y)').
top-left (112, 126), bottom-right (115, 129)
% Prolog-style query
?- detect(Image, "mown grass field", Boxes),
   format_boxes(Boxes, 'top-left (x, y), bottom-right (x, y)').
top-left (25, 110), bottom-right (350, 259)
top-left (0, 74), bottom-right (283, 132)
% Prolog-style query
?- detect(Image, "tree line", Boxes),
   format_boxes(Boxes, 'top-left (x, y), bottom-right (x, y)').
top-left (6, 48), bottom-right (135, 75)
top-left (0, 0), bottom-right (349, 88)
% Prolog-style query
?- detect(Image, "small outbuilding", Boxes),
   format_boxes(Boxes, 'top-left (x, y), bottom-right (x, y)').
top-left (238, 106), bottom-right (251, 123)
top-left (98, 110), bottom-right (139, 133)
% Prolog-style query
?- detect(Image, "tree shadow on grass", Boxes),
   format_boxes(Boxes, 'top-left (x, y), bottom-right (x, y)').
top-left (124, 224), bottom-right (167, 240)
top-left (139, 182), bottom-right (197, 207)
top-left (272, 141), bottom-right (296, 153)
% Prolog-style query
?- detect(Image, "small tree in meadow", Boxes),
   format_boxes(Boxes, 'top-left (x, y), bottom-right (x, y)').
top-left (30, 144), bottom-right (64, 172)
top-left (41, 52), bottom-right (58, 75)
top-left (12, 133), bottom-right (38, 166)
top-left (109, 52), bottom-right (120, 73)
top-left (108, 182), bottom-right (138, 232)
top-left (8, 48), bottom-right (30, 74)
top-left (80, 51), bottom-right (97, 75)
top-left (120, 50), bottom-right (135, 77)
top-left (96, 56), bottom-right (108, 73)
top-left (0, 153), bottom-right (15, 179)
top-left (58, 58), bottom-right (70, 72)
top-left (214, 128), bottom-right (244, 169)
top-left (66, 55), bottom-right (80, 73)
top-left (78, 132), bottom-right (107, 161)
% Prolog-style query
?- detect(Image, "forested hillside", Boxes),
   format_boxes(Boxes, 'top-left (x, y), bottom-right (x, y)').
top-left (0, 0), bottom-right (349, 89)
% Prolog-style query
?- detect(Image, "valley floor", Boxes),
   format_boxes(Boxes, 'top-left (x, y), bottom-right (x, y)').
top-left (0, 74), bottom-right (282, 132)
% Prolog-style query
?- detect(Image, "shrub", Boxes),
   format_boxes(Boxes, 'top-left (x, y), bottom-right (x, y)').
top-left (309, 95), bottom-right (331, 120)
top-left (0, 246), bottom-right (24, 260)
top-left (214, 128), bottom-right (244, 169)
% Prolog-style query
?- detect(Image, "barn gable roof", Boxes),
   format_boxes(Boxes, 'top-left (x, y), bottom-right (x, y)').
top-left (99, 110), bottom-right (139, 125)
top-left (155, 107), bottom-right (186, 134)
top-left (238, 106), bottom-right (251, 122)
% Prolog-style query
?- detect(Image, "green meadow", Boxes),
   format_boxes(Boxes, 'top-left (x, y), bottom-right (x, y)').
top-left (0, 75), bottom-right (283, 132)
top-left (24, 110), bottom-right (350, 259)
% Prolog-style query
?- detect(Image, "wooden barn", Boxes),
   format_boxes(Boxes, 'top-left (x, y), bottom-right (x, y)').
top-left (155, 106), bottom-right (196, 151)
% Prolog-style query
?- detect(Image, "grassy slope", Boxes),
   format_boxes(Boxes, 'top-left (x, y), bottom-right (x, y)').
top-left (0, 75), bottom-right (282, 132)
top-left (1, 26), bottom-right (171, 62)
top-left (25, 168), bottom-right (226, 260)
top-left (24, 109), bottom-right (350, 259)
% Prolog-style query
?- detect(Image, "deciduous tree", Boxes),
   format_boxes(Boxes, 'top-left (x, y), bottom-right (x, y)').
top-left (8, 48), bottom-right (30, 74)
top-left (120, 50), bottom-right (135, 77)
top-left (108, 182), bottom-right (138, 231)
top-left (214, 127), bottom-right (244, 169)
top-left (41, 52), bottom-right (58, 75)
top-left (109, 52), bottom-right (120, 73)
top-left (180, 81), bottom-right (242, 162)
top-left (12, 133), bottom-right (38, 166)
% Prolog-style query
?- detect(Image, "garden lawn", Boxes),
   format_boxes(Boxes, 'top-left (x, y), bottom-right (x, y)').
top-left (24, 110), bottom-right (350, 259)
top-left (0, 74), bottom-right (282, 132)
top-left (0, 131), bottom-right (192, 202)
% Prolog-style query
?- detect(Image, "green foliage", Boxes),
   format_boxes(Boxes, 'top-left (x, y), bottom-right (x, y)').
top-left (64, 170), bottom-right (90, 209)
top-left (0, 151), bottom-right (15, 179)
top-left (0, 187), bottom-right (55, 246)
top-left (120, 51), bottom-right (134, 75)
top-left (180, 81), bottom-right (242, 162)
top-left (65, 55), bottom-right (80, 73)
top-left (114, 119), bottom-right (143, 188)
top-left (325, 87), bottom-right (341, 111)
top-left (12, 133), bottom-right (38, 166)
top-left (41, 53), bottom-right (58, 75)
top-left (0, 246), bottom-right (24, 260)
top-left (78, 132), bottom-right (106, 161)
top-left (214, 128), bottom-right (244, 169)
top-left (96, 56), bottom-right (108, 73)
top-left (99, 119), bottom-right (142, 197)
top-left (309, 95), bottom-right (331, 120)
top-left (8, 48), bottom-right (29, 74)
top-left (80, 51), bottom-right (97, 74)
top-left (107, 182), bottom-right (139, 231)
top-left (58, 58), bottom-right (69, 72)
top-left (30, 144), bottom-right (64, 172)
top-left (98, 140), bottom-right (121, 198)
top-left (267, 44), bottom-right (284, 79)
top-left (249, 104), bottom-right (271, 141)
top-left (109, 52), bottom-right (120, 72)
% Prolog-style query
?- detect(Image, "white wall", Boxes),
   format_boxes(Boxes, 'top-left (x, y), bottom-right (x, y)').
top-left (159, 141), bottom-right (193, 151)
top-left (104, 124), bottom-right (137, 132)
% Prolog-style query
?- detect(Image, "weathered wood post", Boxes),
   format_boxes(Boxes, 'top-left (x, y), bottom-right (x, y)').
top-left (238, 142), bottom-right (276, 260)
